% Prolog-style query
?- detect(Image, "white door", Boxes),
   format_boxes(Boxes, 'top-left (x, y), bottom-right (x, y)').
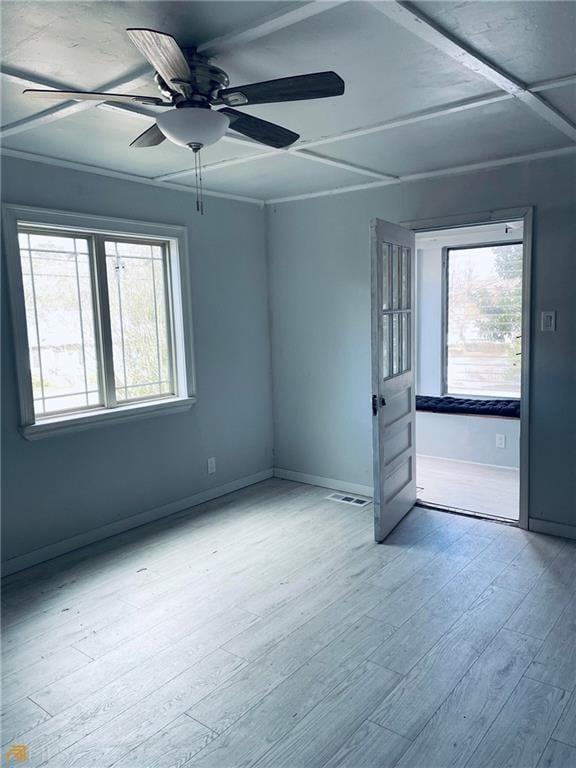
top-left (371, 218), bottom-right (417, 541)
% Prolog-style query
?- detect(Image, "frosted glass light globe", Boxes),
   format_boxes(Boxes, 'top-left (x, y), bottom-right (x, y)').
top-left (157, 108), bottom-right (230, 148)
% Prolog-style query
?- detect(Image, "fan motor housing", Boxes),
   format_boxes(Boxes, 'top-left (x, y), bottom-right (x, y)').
top-left (172, 57), bottom-right (230, 103)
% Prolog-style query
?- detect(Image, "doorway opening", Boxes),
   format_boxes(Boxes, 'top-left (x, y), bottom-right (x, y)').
top-left (414, 219), bottom-right (528, 523)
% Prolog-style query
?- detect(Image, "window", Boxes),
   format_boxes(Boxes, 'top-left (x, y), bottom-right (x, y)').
top-left (382, 243), bottom-right (412, 379)
top-left (5, 206), bottom-right (195, 437)
top-left (444, 243), bottom-right (523, 398)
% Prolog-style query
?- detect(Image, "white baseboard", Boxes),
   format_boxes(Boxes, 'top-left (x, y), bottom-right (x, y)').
top-left (529, 518), bottom-right (576, 541)
top-left (273, 467), bottom-right (373, 498)
top-left (2, 469), bottom-right (274, 576)
top-left (11, 464), bottom-right (569, 575)
top-left (417, 453), bottom-right (520, 472)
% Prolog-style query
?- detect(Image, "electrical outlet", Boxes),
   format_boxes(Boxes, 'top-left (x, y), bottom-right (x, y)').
top-left (496, 434), bottom-right (506, 449)
top-left (207, 457), bottom-right (216, 474)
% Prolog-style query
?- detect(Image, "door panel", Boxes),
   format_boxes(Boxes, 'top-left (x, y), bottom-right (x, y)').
top-left (371, 219), bottom-right (416, 541)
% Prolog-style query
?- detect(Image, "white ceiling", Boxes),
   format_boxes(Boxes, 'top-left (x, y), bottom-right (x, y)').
top-left (1, 1), bottom-right (575, 204)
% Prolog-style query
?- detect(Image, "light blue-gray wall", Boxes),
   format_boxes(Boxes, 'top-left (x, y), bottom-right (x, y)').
top-left (416, 413), bottom-right (520, 468)
top-left (3, 152), bottom-right (575, 566)
top-left (268, 155), bottom-right (576, 529)
top-left (1, 156), bottom-right (273, 564)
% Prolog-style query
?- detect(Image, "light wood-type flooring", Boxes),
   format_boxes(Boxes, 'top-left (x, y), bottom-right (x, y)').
top-left (2, 479), bottom-right (576, 768)
top-left (417, 454), bottom-right (520, 522)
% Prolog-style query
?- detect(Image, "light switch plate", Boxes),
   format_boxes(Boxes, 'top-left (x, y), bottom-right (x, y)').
top-left (541, 311), bottom-right (557, 332)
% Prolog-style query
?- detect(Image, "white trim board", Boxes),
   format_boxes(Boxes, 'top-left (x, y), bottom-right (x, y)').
top-left (3, 0), bottom-right (576, 190)
top-left (4, 467), bottom-right (571, 575)
top-left (274, 467), bottom-right (374, 497)
top-left (0, 66), bottom-right (154, 139)
top-left (267, 146), bottom-right (576, 204)
top-left (416, 454), bottom-right (520, 473)
top-left (371, 1), bottom-right (576, 142)
top-left (0, 2), bottom-right (345, 138)
top-left (1, 469), bottom-right (273, 576)
top-left (155, 94), bottom-right (513, 182)
top-left (197, 0), bottom-right (348, 57)
top-left (3, 145), bottom-right (575, 210)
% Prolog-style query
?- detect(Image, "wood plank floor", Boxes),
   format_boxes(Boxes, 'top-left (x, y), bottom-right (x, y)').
top-left (2, 479), bottom-right (575, 768)
top-left (417, 454), bottom-right (520, 521)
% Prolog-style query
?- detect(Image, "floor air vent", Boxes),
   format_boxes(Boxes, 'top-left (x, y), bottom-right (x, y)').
top-left (326, 493), bottom-right (371, 507)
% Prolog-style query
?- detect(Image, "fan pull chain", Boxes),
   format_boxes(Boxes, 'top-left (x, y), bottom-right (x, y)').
top-left (194, 149), bottom-right (200, 213)
top-left (198, 151), bottom-right (204, 216)
top-left (191, 146), bottom-right (205, 215)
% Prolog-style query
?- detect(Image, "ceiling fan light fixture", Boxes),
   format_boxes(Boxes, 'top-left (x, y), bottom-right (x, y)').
top-left (156, 108), bottom-right (230, 148)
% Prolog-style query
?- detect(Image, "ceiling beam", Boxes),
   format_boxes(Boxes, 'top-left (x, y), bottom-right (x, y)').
top-left (8, 58), bottom-right (573, 187)
top-left (154, 92), bottom-right (510, 181)
top-left (3, 143), bottom-right (574, 210)
top-left (292, 149), bottom-right (397, 179)
top-left (0, 67), bottom-right (152, 138)
top-left (0, 147), bottom-right (264, 205)
top-left (298, 92), bottom-right (511, 149)
top-left (4, 1), bottom-right (575, 188)
top-left (531, 73), bottom-right (576, 93)
top-left (371, 1), bottom-right (576, 142)
top-left (0, 2), bottom-right (346, 139)
top-left (155, 150), bottom-right (277, 182)
top-left (6, 65), bottom-right (393, 184)
top-left (197, 1), bottom-right (348, 57)
top-left (3, 59), bottom-right (552, 186)
top-left (267, 145), bottom-right (576, 204)
top-left (371, 1), bottom-right (524, 94)
top-left (0, 68), bottom-right (276, 151)
top-left (516, 92), bottom-right (576, 141)
top-left (155, 146), bottom-right (396, 184)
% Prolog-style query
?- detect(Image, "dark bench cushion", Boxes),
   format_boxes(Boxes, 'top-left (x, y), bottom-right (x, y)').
top-left (416, 395), bottom-right (520, 419)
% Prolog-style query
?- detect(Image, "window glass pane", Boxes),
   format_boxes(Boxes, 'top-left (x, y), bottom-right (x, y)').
top-left (446, 244), bottom-right (522, 397)
top-left (18, 229), bottom-right (101, 416)
top-left (401, 313), bottom-right (410, 372)
top-left (28, 232), bottom-right (79, 253)
top-left (382, 314), bottom-right (390, 379)
top-left (105, 240), bottom-right (174, 402)
top-left (392, 246), bottom-right (401, 310)
top-left (381, 243), bottom-right (391, 311)
top-left (392, 313), bottom-right (400, 375)
top-left (401, 247), bottom-right (410, 309)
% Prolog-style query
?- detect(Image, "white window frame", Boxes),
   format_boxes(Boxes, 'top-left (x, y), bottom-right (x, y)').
top-left (3, 204), bottom-right (196, 439)
top-left (441, 239), bottom-right (523, 401)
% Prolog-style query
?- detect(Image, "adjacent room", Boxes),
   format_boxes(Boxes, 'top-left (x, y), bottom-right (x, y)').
top-left (1, 2), bottom-right (576, 768)
top-left (415, 220), bottom-right (525, 522)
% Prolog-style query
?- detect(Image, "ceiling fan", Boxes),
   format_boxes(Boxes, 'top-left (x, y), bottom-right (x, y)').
top-left (23, 28), bottom-right (346, 152)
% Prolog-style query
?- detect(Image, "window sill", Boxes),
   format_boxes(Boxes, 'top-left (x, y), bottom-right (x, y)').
top-left (21, 396), bottom-right (196, 440)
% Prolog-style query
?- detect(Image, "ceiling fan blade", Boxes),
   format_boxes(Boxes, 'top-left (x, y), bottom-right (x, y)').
top-left (23, 88), bottom-right (167, 105)
top-left (126, 28), bottom-right (191, 95)
top-left (130, 123), bottom-right (166, 148)
top-left (218, 72), bottom-right (345, 106)
top-left (220, 108), bottom-right (299, 149)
